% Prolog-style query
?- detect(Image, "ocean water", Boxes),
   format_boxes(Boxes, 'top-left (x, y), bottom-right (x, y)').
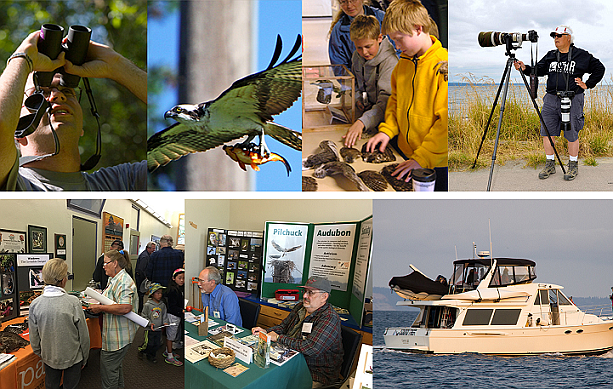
top-left (374, 310), bottom-right (613, 389)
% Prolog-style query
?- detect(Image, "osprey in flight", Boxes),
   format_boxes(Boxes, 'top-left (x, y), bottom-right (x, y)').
top-left (147, 35), bottom-right (303, 172)
top-left (268, 240), bottom-right (303, 259)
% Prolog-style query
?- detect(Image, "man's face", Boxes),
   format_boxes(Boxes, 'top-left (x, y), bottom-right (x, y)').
top-left (21, 73), bottom-right (84, 143)
top-left (389, 29), bottom-right (424, 57)
top-left (302, 288), bottom-right (328, 312)
top-left (554, 33), bottom-right (571, 50)
top-left (197, 269), bottom-right (216, 294)
top-left (146, 245), bottom-right (155, 254)
top-left (354, 35), bottom-right (383, 61)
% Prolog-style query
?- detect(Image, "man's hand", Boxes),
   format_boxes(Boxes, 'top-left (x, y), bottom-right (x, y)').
top-left (251, 326), bottom-right (266, 335)
top-left (514, 60), bottom-right (526, 72)
top-left (63, 40), bottom-right (121, 80)
top-left (392, 159), bottom-right (422, 182)
top-left (365, 132), bottom-right (390, 153)
top-left (16, 31), bottom-right (66, 72)
top-left (268, 331), bottom-right (279, 342)
top-left (343, 120), bottom-right (364, 147)
top-left (575, 78), bottom-right (587, 90)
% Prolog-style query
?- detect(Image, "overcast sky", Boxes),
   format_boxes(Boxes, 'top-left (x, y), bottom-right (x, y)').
top-left (372, 199), bottom-right (613, 298)
top-left (449, 0), bottom-right (613, 83)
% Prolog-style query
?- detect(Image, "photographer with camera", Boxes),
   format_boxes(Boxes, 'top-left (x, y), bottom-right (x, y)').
top-left (514, 25), bottom-right (605, 181)
top-left (0, 28), bottom-right (146, 191)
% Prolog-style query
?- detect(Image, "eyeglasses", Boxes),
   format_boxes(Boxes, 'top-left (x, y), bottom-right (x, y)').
top-left (339, 0), bottom-right (360, 6)
top-left (25, 86), bottom-right (79, 99)
top-left (196, 278), bottom-right (210, 283)
top-left (303, 290), bottom-right (325, 297)
top-left (103, 260), bottom-right (114, 267)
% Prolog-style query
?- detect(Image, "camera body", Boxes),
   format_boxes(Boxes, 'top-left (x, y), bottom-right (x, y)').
top-left (557, 90), bottom-right (575, 132)
top-left (36, 24), bottom-right (91, 88)
top-left (478, 30), bottom-right (538, 49)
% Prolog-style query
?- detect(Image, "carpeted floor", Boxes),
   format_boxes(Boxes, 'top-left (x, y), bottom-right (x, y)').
top-left (79, 327), bottom-right (184, 388)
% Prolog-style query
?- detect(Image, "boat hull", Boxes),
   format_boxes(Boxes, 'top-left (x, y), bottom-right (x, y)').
top-left (383, 322), bottom-right (613, 355)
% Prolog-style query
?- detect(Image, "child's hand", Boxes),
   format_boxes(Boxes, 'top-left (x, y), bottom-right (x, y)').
top-left (356, 100), bottom-right (365, 112)
top-left (365, 132), bottom-right (390, 153)
top-left (150, 323), bottom-right (155, 331)
top-left (343, 120), bottom-right (365, 147)
top-left (392, 159), bottom-right (422, 182)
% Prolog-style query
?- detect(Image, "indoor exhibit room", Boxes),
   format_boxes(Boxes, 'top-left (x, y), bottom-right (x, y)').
top-left (184, 199), bottom-right (373, 389)
top-left (0, 198), bottom-right (185, 389)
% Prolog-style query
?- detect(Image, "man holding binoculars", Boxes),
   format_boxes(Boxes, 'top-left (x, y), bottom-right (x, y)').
top-left (514, 25), bottom-right (605, 181)
top-left (0, 26), bottom-right (146, 191)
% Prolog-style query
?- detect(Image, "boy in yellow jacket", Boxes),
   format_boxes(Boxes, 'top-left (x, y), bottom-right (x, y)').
top-left (365, 0), bottom-right (448, 191)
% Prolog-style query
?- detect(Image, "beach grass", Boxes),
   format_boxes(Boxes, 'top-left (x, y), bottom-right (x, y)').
top-left (449, 76), bottom-right (613, 170)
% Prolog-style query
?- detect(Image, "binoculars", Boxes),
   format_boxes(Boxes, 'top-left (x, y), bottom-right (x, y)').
top-left (36, 23), bottom-right (91, 88)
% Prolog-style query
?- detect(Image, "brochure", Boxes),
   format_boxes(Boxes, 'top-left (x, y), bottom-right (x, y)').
top-left (185, 340), bottom-right (219, 364)
top-left (224, 362), bottom-right (249, 377)
top-left (254, 331), bottom-right (271, 368)
top-left (269, 342), bottom-right (299, 366)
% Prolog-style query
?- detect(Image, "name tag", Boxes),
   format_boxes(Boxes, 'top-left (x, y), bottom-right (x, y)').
top-left (302, 322), bottom-right (313, 334)
top-left (213, 310), bottom-right (220, 319)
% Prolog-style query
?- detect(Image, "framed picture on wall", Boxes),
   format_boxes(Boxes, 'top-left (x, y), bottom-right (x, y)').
top-left (27, 225), bottom-right (47, 253)
top-left (55, 234), bottom-right (67, 260)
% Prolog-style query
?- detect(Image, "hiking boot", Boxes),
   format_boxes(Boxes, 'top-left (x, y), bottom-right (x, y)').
top-left (165, 354), bottom-right (183, 366)
top-left (564, 160), bottom-right (578, 181)
top-left (539, 159), bottom-right (556, 179)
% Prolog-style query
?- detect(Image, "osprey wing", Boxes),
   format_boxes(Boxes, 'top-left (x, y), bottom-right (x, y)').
top-left (147, 122), bottom-right (245, 172)
top-left (210, 35), bottom-right (302, 124)
top-left (271, 240), bottom-right (284, 252)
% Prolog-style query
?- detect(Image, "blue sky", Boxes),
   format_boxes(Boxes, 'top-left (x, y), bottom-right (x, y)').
top-left (148, 0), bottom-right (301, 191)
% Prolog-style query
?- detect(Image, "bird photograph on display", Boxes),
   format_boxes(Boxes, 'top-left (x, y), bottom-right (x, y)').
top-left (147, 35), bottom-right (302, 174)
top-left (268, 240), bottom-right (303, 259)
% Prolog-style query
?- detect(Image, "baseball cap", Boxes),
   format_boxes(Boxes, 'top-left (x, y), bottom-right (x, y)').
top-left (299, 276), bottom-right (332, 293)
top-left (111, 239), bottom-right (124, 249)
top-left (550, 25), bottom-right (573, 38)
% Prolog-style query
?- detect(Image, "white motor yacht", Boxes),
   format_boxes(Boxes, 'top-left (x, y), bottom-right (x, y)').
top-left (384, 254), bottom-right (613, 355)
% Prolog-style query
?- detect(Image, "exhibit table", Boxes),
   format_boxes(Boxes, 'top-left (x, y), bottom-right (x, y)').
top-left (302, 126), bottom-right (404, 191)
top-left (185, 311), bottom-right (312, 389)
top-left (0, 315), bottom-right (102, 389)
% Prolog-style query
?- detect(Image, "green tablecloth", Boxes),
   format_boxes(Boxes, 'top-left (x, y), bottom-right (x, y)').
top-left (185, 313), bottom-right (312, 389)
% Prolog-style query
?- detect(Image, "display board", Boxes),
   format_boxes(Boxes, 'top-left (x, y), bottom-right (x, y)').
top-left (16, 253), bottom-right (51, 315)
top-left (102, 212), bottom-right (124, 252)
top-left (0, 253), bottom-right (18, 323)
top-left (263, 216), bottom-right (373, 326)
top-left (206, 228), bottom-right (264, 297)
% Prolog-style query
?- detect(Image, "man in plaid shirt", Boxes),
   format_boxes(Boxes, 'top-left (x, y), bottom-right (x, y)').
top-left (89, 250), bottom-right (138, 389)
top-left (145, 235), bottom-right (184, 287)
top-left (252, 276), bottom-right (343, 387)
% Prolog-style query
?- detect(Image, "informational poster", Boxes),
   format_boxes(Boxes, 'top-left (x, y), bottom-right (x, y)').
top-left (207, 228), bottom-right (264, 295)
top-left (102, 212), bottom-right (124, 252)
top-left (264, 223), bottom-right (309, 285)
top-left (308, 224), bottom-right (356, 292)
top-left (0, 229), bottom-right (26, 253)
top-left (352, 217), bottom-right (373, 300)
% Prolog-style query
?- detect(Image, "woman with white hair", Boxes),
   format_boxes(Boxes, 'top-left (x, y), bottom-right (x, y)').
top-left (28, 258), bottom-right (90, 389)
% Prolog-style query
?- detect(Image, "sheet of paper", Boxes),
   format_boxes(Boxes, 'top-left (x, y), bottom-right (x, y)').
top-left (84, 287), bottom-right (148, 327)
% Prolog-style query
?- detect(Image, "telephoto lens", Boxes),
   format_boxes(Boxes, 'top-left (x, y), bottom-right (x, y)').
top-left (478, 31), bottom-right (505, 47)
top-left (36, 24), bottom-right (64, 86)
top-left (60, 25), bottom-right (92, 88)
top-left (560, 97), bottom-right (572, 132)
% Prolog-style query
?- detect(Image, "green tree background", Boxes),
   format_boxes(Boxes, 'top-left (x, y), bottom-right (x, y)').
top-left (0, 0), bottom-right (147, 170)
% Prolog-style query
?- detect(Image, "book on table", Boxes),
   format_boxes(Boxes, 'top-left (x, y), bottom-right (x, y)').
top-left (254, 331), bottom-right (271, 368)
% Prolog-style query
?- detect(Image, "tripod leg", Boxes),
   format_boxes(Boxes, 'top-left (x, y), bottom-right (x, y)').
top-left (472, 61), bottom-right (511, 169)
top-left (516, 68), bottom-right (567, 174)
top-left (487, 58), bottom-right (514, 191)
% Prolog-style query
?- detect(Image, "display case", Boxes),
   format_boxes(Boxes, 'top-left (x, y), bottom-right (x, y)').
top-left (302, 65), bottom-right (355, 129)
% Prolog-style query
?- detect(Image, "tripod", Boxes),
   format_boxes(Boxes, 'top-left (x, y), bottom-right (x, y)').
top-left (472, 44), bottom-right (566, 191)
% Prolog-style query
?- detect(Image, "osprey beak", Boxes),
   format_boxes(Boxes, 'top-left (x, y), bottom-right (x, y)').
top-left (164, 110), bottom-right (175, 120)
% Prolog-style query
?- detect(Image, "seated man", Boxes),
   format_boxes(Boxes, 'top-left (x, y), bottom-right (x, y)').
top-left (252, 276), bottom-right (343, 387)
top-left (197, 266), bottom-right (242, 327)
top-left (0, 30), bottom-right (146, 191)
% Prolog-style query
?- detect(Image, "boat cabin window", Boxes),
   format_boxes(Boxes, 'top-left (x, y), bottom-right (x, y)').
top-left (490, 264), bottom-right (536, 287)
top-left (533, 289), bottom-right (573, 306)
top-left (462, 308), bottom-right (521, 326)
top-left (452, 263), bottom-right (490, 293)
top-left (413, 307), bottom-right (457, 329)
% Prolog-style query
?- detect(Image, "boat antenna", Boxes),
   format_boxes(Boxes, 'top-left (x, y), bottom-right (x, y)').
top-left (489, 219), bottom-right (493, 267)
top-left (472, 242), bottom-right (476, 258)
top-left (455, 245), bottom-right (458, 260)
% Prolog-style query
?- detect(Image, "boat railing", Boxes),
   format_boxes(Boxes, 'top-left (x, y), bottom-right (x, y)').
top-left (581, 305), bottom-right (613, 320)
